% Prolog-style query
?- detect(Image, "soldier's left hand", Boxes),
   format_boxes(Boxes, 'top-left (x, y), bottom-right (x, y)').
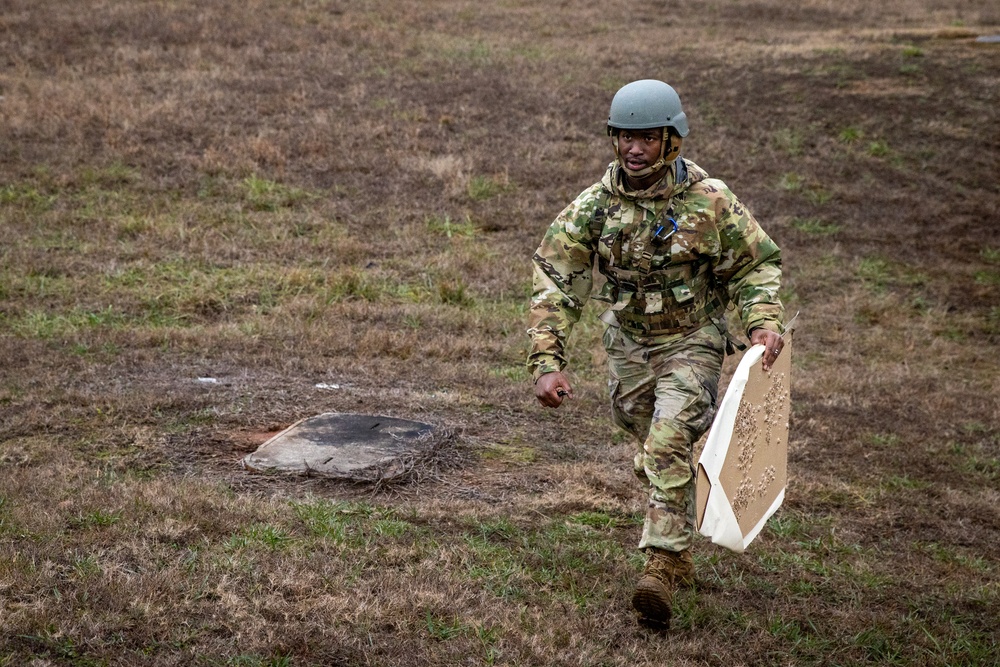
top-left (750, 328), bottom-right (784, 371)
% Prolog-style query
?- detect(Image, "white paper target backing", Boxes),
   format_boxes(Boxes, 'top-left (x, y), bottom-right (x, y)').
top-left (695, 332), bottom-right (792, 553)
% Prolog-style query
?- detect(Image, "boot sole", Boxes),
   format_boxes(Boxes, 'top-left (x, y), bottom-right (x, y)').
top-left (632, 577), bottom-right (673, 626)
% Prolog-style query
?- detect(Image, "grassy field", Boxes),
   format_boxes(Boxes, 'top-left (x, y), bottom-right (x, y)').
top-left (2, 0), bottom-right (999, 665)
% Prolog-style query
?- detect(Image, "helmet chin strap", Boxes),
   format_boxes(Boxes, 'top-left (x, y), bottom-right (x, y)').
top-left (612, 128), bottom-right (682, 179)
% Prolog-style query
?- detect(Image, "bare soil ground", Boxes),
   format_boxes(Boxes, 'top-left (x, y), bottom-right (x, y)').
top-left (1, 1), bottom-right (998, 665)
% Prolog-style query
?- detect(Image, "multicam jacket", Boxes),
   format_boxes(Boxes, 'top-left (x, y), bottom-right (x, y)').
top-left (527, 158), bottom-right (784, 380)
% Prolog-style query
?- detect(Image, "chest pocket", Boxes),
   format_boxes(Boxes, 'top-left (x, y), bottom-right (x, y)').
top-left (588, 189), bottom-right (725, 336)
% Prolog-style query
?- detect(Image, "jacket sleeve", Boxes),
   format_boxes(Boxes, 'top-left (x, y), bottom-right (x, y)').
top-left (526, 186), bottom-right (604, 381)
top-left (710, 187), bottom-right (785, 337)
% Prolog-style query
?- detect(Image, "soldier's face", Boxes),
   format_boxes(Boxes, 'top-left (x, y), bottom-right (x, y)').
top-left (617, 128), bottom-right (663, 173)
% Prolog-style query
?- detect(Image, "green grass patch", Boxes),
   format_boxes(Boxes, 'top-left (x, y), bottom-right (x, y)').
top-left (79, 162), bottom-right (141, 188)
top-left (425, 612), bottom-right (467, 641)
top-left (920, 542), bottom-right (995, 573)
top-left (2, 306), bottom-right (137, 339)
top-left (852, 624), bottom-right (906, 664)
top-left (856, 256), bottom-right (926, 293)
top-left (488, 363), bottom-right (530, 383)
top-left (70, 509), bottom-right (123, 529)
top-left (479, 443), bottom-right (537, 464)
top-left (766, 512), bottom-right (817, 541)
top-left (777, 174), bottom-right (832, 205)
top-left (792, 217), bottom-right (841, 235)
top-left (867, 139), bottom-right (892, 158)
top-left (803, 187), bottom-right (833, 205)
top-left (427, 214), bottom-right (477, 238)
top-left (870, 433), bottom-right (900, 447)
top-left (974, 270), bottom-right (1000, 285)
top-left (566, 512), bottom-right (631, 530)
top-left (467, 174), bottom-right (512, 201)
top-left (0, 183), bottom-right (58, 211)
top-left (292, 499), bottom-right (377, 544)
top-left (883, 474), bottom-right (930, 491)
top-left (225, 523), bottom-right (294, 551)
top-left (242, 175), bottom-right (314, 211)
top-left (0, 496), bottom-right (17, 536)
top-left (838, 126), bottom-right (864, 143)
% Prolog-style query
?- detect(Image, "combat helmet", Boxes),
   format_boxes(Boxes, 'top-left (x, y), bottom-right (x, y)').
top-left (607, 79), bottom-right (688, 178)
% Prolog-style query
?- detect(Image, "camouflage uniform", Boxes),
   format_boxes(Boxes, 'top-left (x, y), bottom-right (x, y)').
top-left (528, 158), bottom-right (784, 552)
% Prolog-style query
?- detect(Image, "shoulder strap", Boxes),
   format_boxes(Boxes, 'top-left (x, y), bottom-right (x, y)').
top-left (588, 188), bottom-right (613, 244)
top-left (674, 156), bottom-right (687, 184)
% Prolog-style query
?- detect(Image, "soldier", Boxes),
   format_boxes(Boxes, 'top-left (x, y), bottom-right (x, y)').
top-left (527, 80), bottom-right (785, 628)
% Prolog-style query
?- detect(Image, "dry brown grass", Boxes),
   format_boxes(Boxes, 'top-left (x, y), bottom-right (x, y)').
top-left (2, 0), bottom-right (999, 665)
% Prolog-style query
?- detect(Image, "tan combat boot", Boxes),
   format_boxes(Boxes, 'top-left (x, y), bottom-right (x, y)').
top-left (631, 548), bottom-right (694, 627)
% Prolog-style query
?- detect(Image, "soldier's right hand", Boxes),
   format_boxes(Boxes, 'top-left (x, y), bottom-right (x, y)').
top-left (534, 372), bottom-right (573, 408)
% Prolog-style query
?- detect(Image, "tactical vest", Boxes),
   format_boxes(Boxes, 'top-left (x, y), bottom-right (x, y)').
top-left (588, 188), bottom-right (728, 338)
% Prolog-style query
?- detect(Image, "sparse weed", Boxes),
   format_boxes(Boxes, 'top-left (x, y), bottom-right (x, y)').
top-left (772, 128), bottom-right (804, 156)
top-left (855, 625), bottom-right (909, 664)
top-left (803, 187), bottom-right (833, 206)
top-left (960, 421), bottom-right (988, 434)
top-left (868, 139), bottom-right (892, 158)
top-left (242, 175), bottom-right (312, 211)
top-left (425, 613), bottom-right (467, 641)
top-left (226, 524), bottom-right (293, 551)
top-left (870, 433), bottom-right (900, 447)
top-left (961, 454), bottom-right (999, 482)
top-left (292, 499), bottom-right (376, 545)
top-left (766, 512), bottom-right (814, 541)
top-left (80, 162), bottom-right (140, 187)
top-left (884, 475), bottom-right (929, 491)
top-left (72, 554), bottom-right (101, 579)
top-left (791, 217), bottom-right (841, 235)
top-left (857, 257), bottom-right (893, 290)
top-left (777, 174), bottom-right (831, 206)
top-left (0, 183), bottom-right (58, 210)
top-left (436, 277), bottom-right (475, 307)
top-left (427, 214), bottom-right (477, 238)
top-left (778, 172), bottom-right (804, 191)
top-left (981, 247), bottom-right (1000, 264)
top-left (974, 270), bottom-right (1000, 285)
top-left (839, 126), bottom-right (864, 143)
top-left (467, 174), bottom-right (512, 201)
top-left (372, 518), bottom-right (413, 538)
top-left (71, 509), bottom-right (122, 529)
top-left (488, 363), bottom-right (530, 382)
top-left (323, 270), bottom-right (395, 303)
top-left (480, 443), bottom-right (537, 463)
top-left (921, 542), bottom-right (995, 573)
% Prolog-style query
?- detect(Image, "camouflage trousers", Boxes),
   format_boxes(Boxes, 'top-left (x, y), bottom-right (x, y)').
top-left (603, 318), bottom-right (725, 552)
